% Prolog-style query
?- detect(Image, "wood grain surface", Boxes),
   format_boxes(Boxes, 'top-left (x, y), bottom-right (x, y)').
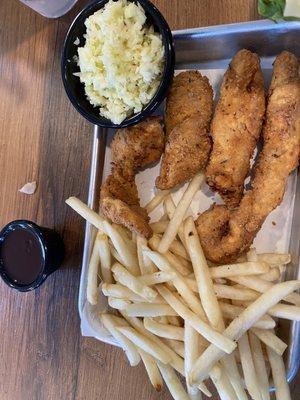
top-left (0, 1), bottom-right (299, 399)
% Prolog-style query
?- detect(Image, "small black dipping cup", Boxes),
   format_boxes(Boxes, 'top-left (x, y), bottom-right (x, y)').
top-left (0, 220), bottom-right (64, 292)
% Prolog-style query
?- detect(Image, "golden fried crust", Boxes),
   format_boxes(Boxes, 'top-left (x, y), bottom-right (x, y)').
top-left (156, 115), bottom-right (212, 189)
top-left (197, 51), bottom-right (300, 264)
top-left (111, 116), bottom-right (165, 180)
top-left (100, 171), bottom-right (152, 238)
top-left (100, 117), bottom-right (165, 238)
top-left (249, 51), bottom-right (300, 226)
top-left (157, 71), bottom-right (213, 189)
top-left (165, 71), bottom-right (213, 137)
top-left (206, 49), bottom-right (265, 208)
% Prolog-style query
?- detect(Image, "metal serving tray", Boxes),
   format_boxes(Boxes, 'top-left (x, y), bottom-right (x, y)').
top-left (78, 19), bottom-right (300, 383)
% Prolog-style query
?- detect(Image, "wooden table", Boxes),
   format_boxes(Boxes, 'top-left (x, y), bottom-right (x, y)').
top-left (0, 1), bottom-right (299, 399)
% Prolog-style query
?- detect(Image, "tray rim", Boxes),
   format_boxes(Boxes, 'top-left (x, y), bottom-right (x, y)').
top-left (172, 18), bottom-right (300, 36)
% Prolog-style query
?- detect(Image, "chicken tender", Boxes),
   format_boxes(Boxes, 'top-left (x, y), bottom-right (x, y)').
top-left (111, 117), bottom-right (165, 180)
top-left (165, 70), bottom-right (213, 137)
top-left (206, 49), bottom-right (265, 208)
top-left (156, 115), bottom-right (212, 189)
top-left (197, 51), bottom-right (300, 264)
top-left (100, 170), bottom-right (152, 238)
top-left (156, 71), bottom-right (213, 189)
top-left (100, 117), bottom-right (165, 238)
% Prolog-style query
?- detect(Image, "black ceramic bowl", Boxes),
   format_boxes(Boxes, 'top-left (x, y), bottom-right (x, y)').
top-left (61, 0), bottom-right (175, 128)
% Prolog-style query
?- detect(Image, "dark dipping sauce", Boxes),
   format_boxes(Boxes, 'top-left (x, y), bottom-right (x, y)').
top-left (0, 228), bottom-right (44, 285)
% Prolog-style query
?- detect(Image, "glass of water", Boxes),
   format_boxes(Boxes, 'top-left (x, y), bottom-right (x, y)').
top-left (19, 0), bottom-right (79, 18)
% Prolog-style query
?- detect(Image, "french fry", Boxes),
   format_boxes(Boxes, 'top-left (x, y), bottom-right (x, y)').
top-left (97, 233), bottom-right (113, 283)
top-left (139, 349), bottom-right (163, 392)
top-left (157, 362), bottom-right (190, 400)
top-left (157, 285), bottom-right (237, 354)
top-left (103, 221), bottom-right (139, 276)
top-left (266, 346), bottom-right (291, 400)
top-left (267, 303), bottom-right (300, 321)
top-left (108, 297), bottom-right (131, 310)
top-left (257, 253), bottom-right (291, 267)
top-left (183, 221), bottom-right (219, 330)
top-left (65, 197), bottom-right (140, 275)
top-left (249, 332), bottom-right (270, 400)
top-left (213, 284), bottom-right (259, 301)
top-left (112, 223), bottom-right (132, 243)
top-left (117, 326), bottom-right (172, 364)
top-left (155, 316), bottom-right (169, 324)
top-left (65, 197), bottom-right (104, 230)
top-left (124, 303), bottom-right (178, 317)
top-left (150, 220), bottom-right (169, 234)
top-left (163, 338), bottom-right (185, 358)
top-left (164, 195), bottom-right (187, 247)
top-left (144, 317), bottom-right (184, 340)
top-left (163, 342), bottom-right (212, 396)
top-left (190, 280), bottom-right (300, 385)
top-left (148, 235), bottom-right (192, 276)
top-left (167, 316), bottom-right (183, 327)
top-left (229, 275), bottom-right (300, 306)
top-left (238, 333), bottom-right (262, 400)
top-left (136, 235), bottom-right (149, 275)
top-left (109, 244), bottom-right (125, 265)
top-left (184, 322), bottom-right (202, 400)
top-left (120, 314), bottom-right (182, 367)
top-left (169, 239), bottom-right (190, 261)
top-left (139, 271), bottom-right (177, 286)
top-left (145, 190), bottom-right (170, 214)
top-left (102, 283), bottom-right (145, 302)
top-left (112, 263), bottom-right (157, 302)
top-left (219, 302), bottom-right (276, 329)
top-left (165, 251), bottom-right (192, 276)
top-left (258, 267), bottom-right (281, 282)
top-left (144, 248), bottom-right (207, 317)
top-left (87, 234), bottom-right (100, 305)
top-left (158, 173), bottom-right (204, 253)
top-left (251, 328), bottom-right (287, 356)
top-left (214, 278), bottom-right (227, 285)
top-left (210, 261), bottom-right (269, 278)
top-left (184, 217), bottom-right (223, 329)
top-left (210, 364), bottom-right (239, 400)
top-left (221, 353), bottom-right (248, 400)
top-left (119, 313), bottom-right (187, 378)
top-left (100, 313), bottom-right (141, 366)
top-left (246, 248), bottom-right (258, 262)
top-left (109, 314), bottom-right (130, 327)
top-left (184, 218), bottom-right (247, 400)
top-left (136, 235), bottom-right (157, 275)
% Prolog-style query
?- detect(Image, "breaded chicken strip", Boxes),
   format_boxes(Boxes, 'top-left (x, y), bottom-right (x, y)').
top-left (206, 49), bottom-right (265, 208)
top-left (156, 71), bottom-right (213, 189)
top-left (111, 117), bottom-right (166, 180)
top-left (165, 70), bottom-right (213, 137)
top-left (197, 51), bottom-right (300, 264)
top-left (100, 117), bottom-right (165, 238)
top-left (100, 170), bottom-right (152, 238)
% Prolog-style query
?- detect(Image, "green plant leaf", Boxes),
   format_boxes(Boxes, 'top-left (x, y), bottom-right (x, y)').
top-left (258, 0), bottom-right (300, 21)
top-left (258, 0), bottom-right (285, 21)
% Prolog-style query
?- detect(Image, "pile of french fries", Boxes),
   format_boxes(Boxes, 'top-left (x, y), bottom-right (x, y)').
top-left (66, 173), bottom-right (300, 400)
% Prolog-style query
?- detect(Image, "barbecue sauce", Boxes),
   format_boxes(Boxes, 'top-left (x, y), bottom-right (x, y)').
top-left (0, 228), bottom-right (44, 285)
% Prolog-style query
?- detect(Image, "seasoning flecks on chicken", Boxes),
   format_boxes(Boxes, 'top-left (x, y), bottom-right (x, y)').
top-left (206, 49), bottom-right (266, 208)
top-left (100, 117), bottom-right (165, 238)
top-left (156, 71), bottom-right (213, 189)
top-left (196, 51), bottom-right (300, 264)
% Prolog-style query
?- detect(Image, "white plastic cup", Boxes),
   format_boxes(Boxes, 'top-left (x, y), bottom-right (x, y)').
top-left (19, 0), bottom-right (79, 18)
